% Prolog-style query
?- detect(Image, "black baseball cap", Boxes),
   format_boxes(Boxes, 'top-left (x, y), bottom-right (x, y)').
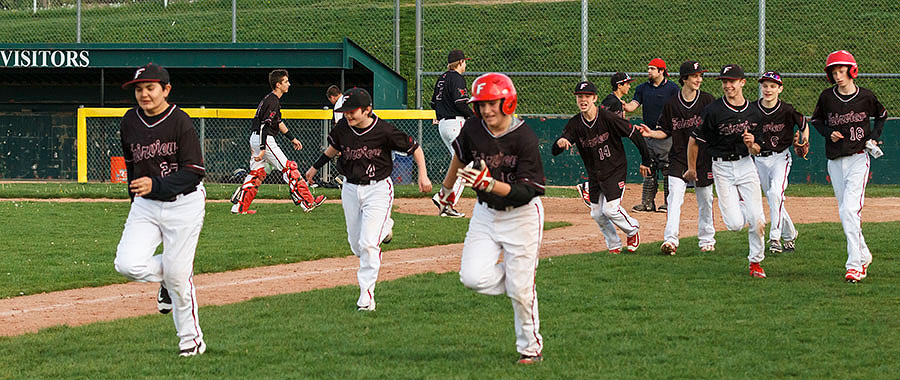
top-left (717, 64), bottom-right (745, 80)
top-left (758, 71), bottom-right (783, 86)
top-left (334, 87), bottom-right (373, 112)
top-left (447, 49), bottom-right (470, 64)
top-left (122, 63), bottom-right (170, 89)
top-left (573, 81), bottom-right (598, 95)
top-left (610, 72), bottom-right (634, 90)
top-left (679, 60), bottom-right (708, 78)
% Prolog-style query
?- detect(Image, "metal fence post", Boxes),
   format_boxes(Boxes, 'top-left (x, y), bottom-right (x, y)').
top-left (322, 116), bottom-right (330, 181)
top-left (758, 0), bottom-right (766, 97)
top-left (32, 0), bottom-right (36, 14)
top-left (415, 0), bottom-right (422, 110)
top-left (232, 0), bottom-right (237, 43)
top-left (76, 0), bottom-right (82, 43)
top-left (199, 106), bottom-right (206, 161)
top-left (581, 0), bottom-right (588, 81)
top-left (394, 0), bottom-right (400, 72)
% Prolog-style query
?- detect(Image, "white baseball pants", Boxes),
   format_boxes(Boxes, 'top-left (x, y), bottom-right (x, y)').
top-left (589, 190), bottom-right (639, 251)
top-left (828, 152), bottom-right (872, 271)
top-left (459, 198), bottom-right (544, 356)
top-left (712, 156), bottom-right (766, 263)
top-left (114, 184), bottom-right (206, 350)
top-left (438, 117), bottom-right (465, 207)
top-left (754, 150), bottom-right (797, 242)
top-left (664, 176), bottom-right (716, 248)
top-left (231, 133), bottom-right (294, 213)
top-left (341, 178), bottom-right (395, 308)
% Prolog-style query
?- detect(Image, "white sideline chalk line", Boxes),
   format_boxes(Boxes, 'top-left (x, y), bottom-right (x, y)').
top-left (0, 255), bottom-right (454, 318)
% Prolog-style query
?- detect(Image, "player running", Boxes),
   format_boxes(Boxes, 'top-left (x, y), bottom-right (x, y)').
top-left (752, 71), bottom-right (809, 254)
top-left (305, 87), bottom-right (432, 310)
top-left (230, 69), bottom-right (325, 215)
top-left (554, 80), bottom-right (651, 254)
top-left (435, 73), bottom-right (546, 364)
top-left (114, 63), bottom-right (207, 356)
top-left (685, 64), bottom-right (768, 278)
top-left (809, 50), bottom-right (887, 283)
top-left (638, 60), bottom-right (716, 255)
top-left (428, 49), bottom-right (473, 218)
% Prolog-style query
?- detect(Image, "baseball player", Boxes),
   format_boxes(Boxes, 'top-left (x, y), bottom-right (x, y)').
top-left (428, 49), bottom-right (473, 218)
top-left (685, 64), bottom-right (768, 278)
top-left (638, 60), bottom-right (716, 255)
top-left (230, 69), bottom-right (325, 215)
top-left (305, 87), bottom-right (432, 310)
top-left (752, 71), bottom-right (809, 254)
top-left (434, 73), bottom-right (545, 364)
top-left (809, 50), bottom-right (887, 283)
top-left (566, 72), bottom-right (637, 209)
top-left (626, 58), bottom-right (680, 212)
top-left (113, 63), bottom-right (206, 356)
top-left (554, 80), bottom-right (651, 255)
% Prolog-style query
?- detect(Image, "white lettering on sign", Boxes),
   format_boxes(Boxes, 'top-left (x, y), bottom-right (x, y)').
top-left (0, 50), bottom-right (91, 68)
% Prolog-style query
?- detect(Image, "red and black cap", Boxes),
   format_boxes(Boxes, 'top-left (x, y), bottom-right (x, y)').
top-left (717, 64), bottom-right (745, 80)
top-left (334, 87), bottom-right (373, 112)
top-left (679, 60), bottom-right (708, 78)
top-left (758, 71), bottom-right (783, 86)
top-left (448, 49), bottom-right (470, 64)
top-left (610, 72), bottom-right (634, 90)
top-left (122, 63), bottom-right (170, 89)
top-left (573, 81), bottom-right (598, 95)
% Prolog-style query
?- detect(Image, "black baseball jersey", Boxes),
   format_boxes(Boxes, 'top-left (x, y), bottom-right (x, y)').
top-left (249, 92), bottom-right (282, 150)
top-left (810, 86), bottom-right (887, 159)
top-left (658, 90), bottom-right (716, 186)
top-left (692, 97), bottom-right (762, 158)
top-left (754, 100), bottom-right (805, 153)
top-left (327, 114), bottom-right (419, 183)
top-left (554, 108), bottom-right (651, 202)
top-left (119, 104), bottom-right (205, 201)
top-left (430, 70), bottom-right (474, 120)
top-left (600, 94), bottom-right (625, 118)
top-left (452, 118), bottom-right (545, 209)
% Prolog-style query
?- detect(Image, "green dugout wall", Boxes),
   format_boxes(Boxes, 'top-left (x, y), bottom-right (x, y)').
top-left (531, 116), bottom-right (900, 185)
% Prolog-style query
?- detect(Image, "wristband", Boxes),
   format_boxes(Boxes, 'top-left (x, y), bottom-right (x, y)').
top-left (283, 130), bottom-right (296, 141)
top-left (312, 153), bottom-right (331, 170)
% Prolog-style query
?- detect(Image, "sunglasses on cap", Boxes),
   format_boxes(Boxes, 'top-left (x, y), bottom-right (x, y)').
top-left (759, 71), bottom-right (782, 84)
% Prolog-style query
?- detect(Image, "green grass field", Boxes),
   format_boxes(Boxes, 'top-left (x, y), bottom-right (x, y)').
top-left (1, 221), bottom-right (899, 379)
top-left (0, 201), bottom-right (568, 298)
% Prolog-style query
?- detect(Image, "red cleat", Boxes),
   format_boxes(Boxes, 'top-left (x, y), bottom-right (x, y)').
top-left (626, 231), bottom-right (640, 252)
top-left (749, 262), bottom-right (766, 278)
top-left (845, 269), bottom-right (862, 283)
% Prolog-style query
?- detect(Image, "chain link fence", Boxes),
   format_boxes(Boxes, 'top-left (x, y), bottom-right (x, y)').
top-left (83, 111), bottom-right (449, 184)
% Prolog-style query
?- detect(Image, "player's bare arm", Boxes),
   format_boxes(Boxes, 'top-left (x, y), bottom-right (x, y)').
top-left (412, 147), bottom-right (433, 193)
top-left (637, 123), bottom-right (667, 139)
top-left (742, 130), bottom-right (761, 155)
top-left (684, 137), bottom-right (699, 182)
top-left (305, 145), bottom-right (339, 182)
top-left (624, 99), bottom-right (640, 113)
top-left (129, 176), bottom-right (153, 197)
top-left (277, 121), bottom-right (302, 150)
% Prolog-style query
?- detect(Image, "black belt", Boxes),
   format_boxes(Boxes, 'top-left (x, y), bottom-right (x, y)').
top-left (478, 200), bottom-right (524, 212)
top-left (712, 153), bottom-right (748, 162)
top-left (346, 178), bottom-right (383, 185)
top-left (157, 188), bottom-right (197, 202)
top-left (755, 148), bottom-right (787, 157)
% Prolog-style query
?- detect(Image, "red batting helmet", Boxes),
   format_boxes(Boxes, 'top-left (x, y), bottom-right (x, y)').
top-left (825, 50), bottom-right (858, 83)
top-left (468, 73), bottom-right (517, 116)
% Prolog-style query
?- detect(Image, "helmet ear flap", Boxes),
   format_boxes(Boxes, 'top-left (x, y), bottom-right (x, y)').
top-left (501, 96), bottom-right (517, 115)
top-left (849, 65), bottom-right (859, 79)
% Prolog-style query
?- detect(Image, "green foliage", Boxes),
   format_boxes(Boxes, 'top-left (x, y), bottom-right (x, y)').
top-left (2, 221), bottom-right (899, 379)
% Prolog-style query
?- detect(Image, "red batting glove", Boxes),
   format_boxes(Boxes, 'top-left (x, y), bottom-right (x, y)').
top-left (457, 160), bottom-right (496, 192)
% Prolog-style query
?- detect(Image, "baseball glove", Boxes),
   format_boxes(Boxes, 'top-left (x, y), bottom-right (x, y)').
top-left (793, 131), bottom-right (809, 160)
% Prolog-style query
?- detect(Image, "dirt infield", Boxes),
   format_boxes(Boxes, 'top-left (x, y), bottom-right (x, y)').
top-left (3, 184), bottom-right (900, 337)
